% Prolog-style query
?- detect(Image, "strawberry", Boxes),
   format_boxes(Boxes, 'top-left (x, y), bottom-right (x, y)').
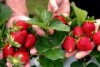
top-left (13, 51), bottom-right (29, 64)
top-left (82, 21), bottom-right (95, 37)
top-left (3, 44), bottom-right (14, 58)
top-left (25, 34), bottom-right (36, 48)
top-left (55, 15), bottom-right (67, 24)
top-left (11, 30), bottom-right (28, 45)
top-left (16, 20), bottom-right (31, 31)
top-left (76, 36), bottom-right (93, 51)
top-left (17, 46), bottom-right (27, 52)
top-left (73, 26), bottom-right (84, 37)
top-left (63, 36), bottom-right (75, 52)
top-left (92, 31), bottom-right (100, 45)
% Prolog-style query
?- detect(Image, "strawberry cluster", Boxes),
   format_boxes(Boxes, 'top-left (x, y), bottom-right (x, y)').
top-left (3, 20), bottom-right (37, 66)
top-left (62, 20), bottom-right (99, 53)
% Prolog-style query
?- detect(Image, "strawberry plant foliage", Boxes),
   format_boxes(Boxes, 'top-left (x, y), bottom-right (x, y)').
top-left (0, 3), bottom-right (12, 26)
top-left (39, 56), bottom-right (64, 67)
top-left (70, 2), bottom-right (88, 26)
top-left (27, 7), bottom-right (70, 32)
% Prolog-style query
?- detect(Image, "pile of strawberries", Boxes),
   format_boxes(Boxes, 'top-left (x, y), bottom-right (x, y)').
top-left (62, 19), bottom-right (100, 53)
top-left (3, 20), bottom-right (37, 65)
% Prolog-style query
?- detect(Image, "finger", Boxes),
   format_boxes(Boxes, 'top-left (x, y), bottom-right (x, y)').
top-left (48, 0), bottom-right (59, 12)
top-left (7, 18), bottom-right (15, 28)
top-left (48, 29), bottom-right (54, 35)
top-left (95, 19), bottom-right (100, 32)
top-left (32, 25), bottom-right (45, 36)
top-left (56, 0), bottom-right (63, 5)
top-left (97, 45), bottom-right (100, 51)
top-left (48, 3), bottom-right (52, 12)
top-left (0, 50), bottom-right (3, 60)
top-left (65, 50), bottom-right (78, 58)
top-left (17, 15), bottom-right (31, 21)
top-left (24, 62), bottom-right (30, 67)
top-left (75, 50), bottom-right (92, 59)
top-left (6, 61), bottom-right (12, 67)
top-left (57, 0), bottom-right (70, 17)
top-left (30, 48), bottom-right (37, 55)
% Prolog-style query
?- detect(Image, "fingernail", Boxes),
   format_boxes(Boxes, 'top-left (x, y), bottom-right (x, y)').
top-left (53, 7), bottom-right (58, 12)
top-left (62, 13), bottom-right (69, 17)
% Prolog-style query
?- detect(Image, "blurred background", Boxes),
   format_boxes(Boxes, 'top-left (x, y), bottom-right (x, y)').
top-left (27, 0), bottom-right (48, 16)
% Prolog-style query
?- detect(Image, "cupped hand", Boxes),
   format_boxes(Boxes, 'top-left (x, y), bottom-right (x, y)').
top-left (7, 15), bottom-right (47, 36)
top-left (65, 19), bottom-right (100, 59)
top-left (65, 42), bottom-right (94, 59)
top-left (48, 0), bottom-right (70, 17)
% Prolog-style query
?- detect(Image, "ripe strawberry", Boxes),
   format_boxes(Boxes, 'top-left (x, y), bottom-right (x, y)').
top-left (3, 44), bottom-right (14, 58)
top-left (16, 20), bottom-right (31, 30)
top-left (73, 26), bottom-right (84, 37)
top-left (17, 46), bottom-right (27, 52)
top-left (77, 36), bottom-right (93, 51)
top-left (11, 30), bottom-right (28, 45)
top-left (55, 15), bottom-right (67, 24)
top-left (25, 34), bottom-right (36, 48)
top-left (82, 21), bottom-right (95, 37)
top-left (92, 31), bottom-right (100, 45)
top-left (13, 52), bottom-right (29, 64)
top-left (63, 36), bottom-right (75, 52)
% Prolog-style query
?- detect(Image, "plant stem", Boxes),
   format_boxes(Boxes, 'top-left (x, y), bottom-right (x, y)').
top-left (83, 62), bottom-right (87, 67)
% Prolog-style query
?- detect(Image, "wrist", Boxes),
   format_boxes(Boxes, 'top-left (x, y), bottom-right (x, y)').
top-left (6, 0), bottom-right (28, 16)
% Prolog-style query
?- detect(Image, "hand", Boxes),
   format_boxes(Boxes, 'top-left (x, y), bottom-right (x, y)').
top-left (48, 0), bottom-right (70, 17)
top-left (65, 19), bottom-right (100, 59)
top-left (94, 19), bottom-right (100, 51)
top-left (0, 50), bottom-right (3, 60)
top-left (7, 15), bottom-right (47, 36)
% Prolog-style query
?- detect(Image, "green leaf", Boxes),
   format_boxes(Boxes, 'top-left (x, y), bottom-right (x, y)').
top-left (49, 31), bottom-right (66, 47)
top-left (39, 56), bottom-right (64, 67)
top-left (71, 61), bottom-right (83, 67)
top-left (39, 56), bottom-right (54, 67)
top-left (70, 18), bottom-right (78, 30)
top-left (44, 48), bottom-right (64, 60)
top-left (90, 48), bottom-right (100, 57)
top-left (0, 3), bottom-right (12, 26)
top-left (0, 29), bottom-right (2, 38)
top-left (35, 7), bottom-right (52, 23)
top-left (87, 62), bottom-right (98, 67)
top-left (49, 20), bottom-right (70, 31)
top-left (54, 59), bottom-right (64, 67)
top-left (96, 57), bottom-right (100, 64)
top-left (0, 41), bottom-right (5, 48)
top-left (27, 18), bottom-right (47, 29)
top-left (71, 2), bottom-right (88, 26)
top-left (0, 60), bottom-right (6, 67)
top-left (36, 37), bottom-right (53, 54)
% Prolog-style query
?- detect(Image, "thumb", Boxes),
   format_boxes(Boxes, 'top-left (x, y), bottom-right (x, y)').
top-left (24, 62), bottom-right (30, 67)
top-left (48, 0), bottom-right (59, 12)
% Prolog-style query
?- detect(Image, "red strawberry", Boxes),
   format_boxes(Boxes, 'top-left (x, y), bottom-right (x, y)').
top-left (16, 20), bottom-right (31, 30)
top-left (12, 30), bottom-right (28, 45)
top-left (25, 34), bottom-right (36, 48)
top-left (13, 52), bottom-right (29, 64)
top-left (73, 26), bottom-right (84, 37)
top-left (77, 36), bottom-right (93, 51)
top-left (3, 44), bottom-right (14, 58)
top-left (55, 15), bottom-right (67, 24)
top-left (82, 21), bottom-right (95, 37)
top-left (63, 36), bottom-right (75, 52)
top-left (92, 31), bottom-right (100, 45)
top-left (17, 46), bottom-right (27, 52)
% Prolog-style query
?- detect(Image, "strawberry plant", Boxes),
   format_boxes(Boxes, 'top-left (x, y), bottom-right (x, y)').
top-left (1, 2), bottom-right (100, 67)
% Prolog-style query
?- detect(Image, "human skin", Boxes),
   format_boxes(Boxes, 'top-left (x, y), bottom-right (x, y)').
top-left (48, 0), bottom-right (100, 60)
